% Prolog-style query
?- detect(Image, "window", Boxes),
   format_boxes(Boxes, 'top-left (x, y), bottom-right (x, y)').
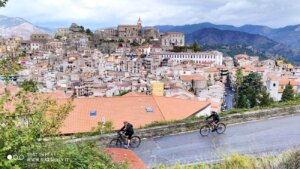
top-left (146, 107), bottom-right (153, 112)
top-left (90, 111), bottom-right (97, 116)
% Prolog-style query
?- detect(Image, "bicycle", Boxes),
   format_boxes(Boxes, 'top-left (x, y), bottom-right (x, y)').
top-left (199, 120), bottom-right (226, 136)
top-left (108, 131), bottom-right (141, 148)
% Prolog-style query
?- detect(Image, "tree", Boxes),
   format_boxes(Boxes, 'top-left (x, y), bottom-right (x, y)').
top-left (0, 57), bottom-right (22, 83)
top-left (117, 90), bottom-right (130, 96)
top-left (281, 82), bottom-right (294, 102)
top-left (235, 68), bottom-right (243, 90)
top-left (85, 28), bottom-right (93, 36)
top-left (79, 26), bottom-right (85, 33)
top-left (234, 68), bottom-right (244, 107)
top-left (0, 0), bottom-right (8, 7)
top-left (259, 90), bottom-right (273, 107)
top-left (54, 35), bottom-right (62, 40)
top-left (192, 41), bottom-right (200, 52)
top-left (0, 91), bottom-right (124, 168)
top-left (130, 40), bottom-right (139, 47)
top-left (235, 72), bottom-right (272, 108)
top-left (20, 79), bottom-right (38, 92)
top-left (171, 46), bottom-right (192, 52)
top-left (236, 94), bottom-right (248, 108)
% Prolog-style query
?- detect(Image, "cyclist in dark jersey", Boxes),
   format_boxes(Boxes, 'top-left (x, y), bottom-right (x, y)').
top-left (206, 111), bottom-right (220, 132)
top-left (119, 121), bottom-right (134, 148)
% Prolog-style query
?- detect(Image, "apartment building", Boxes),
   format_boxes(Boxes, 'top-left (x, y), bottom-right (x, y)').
top-left (151, 51), bottom-right (223, 65)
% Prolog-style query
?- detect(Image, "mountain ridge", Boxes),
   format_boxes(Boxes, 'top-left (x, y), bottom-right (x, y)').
top-left (154, 22), bottom-right (300, 48)
top-left (184, 27), bottom-right (300, 64)
top-left (0, 15), bottom-right (52, 40)
top-left (185, 28), bottom-right (278, 49)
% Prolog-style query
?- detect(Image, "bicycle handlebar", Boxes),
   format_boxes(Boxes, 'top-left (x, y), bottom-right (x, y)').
top-left (117, 130), bottom-right (125, 135)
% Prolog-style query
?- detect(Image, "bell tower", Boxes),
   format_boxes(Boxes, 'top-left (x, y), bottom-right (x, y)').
top-left (137, 17), bottom-right (142, 36)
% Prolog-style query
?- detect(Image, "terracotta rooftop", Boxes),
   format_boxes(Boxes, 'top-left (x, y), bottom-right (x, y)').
top-left (104, 148), bottom-right (147, 169)
top-left (0, 84), bottom-right (20, 95)
top-left (180, 74), bottom-right (206, 81)
top-left (58, 96), bottom-right (210, 134)
top-left (281, 75), bottom-right (298, 79)
top-left (267, 73), bottom-right (280, 80)
top-left (203, 67), bottom-right (219, 72)
top-left (40, 90), bottom-right (71, 99)
top-left (164, 32), bottom-right (184, 35)
top-left (279, 79), bottom-right (300, 86)
top-left (243, 65), bottom-right (265, 72)
top-left (123, 92), bottom-right (147, 96)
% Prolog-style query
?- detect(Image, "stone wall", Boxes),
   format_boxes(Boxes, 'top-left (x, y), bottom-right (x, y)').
top-left (65, 105), bottom-right (300, 146)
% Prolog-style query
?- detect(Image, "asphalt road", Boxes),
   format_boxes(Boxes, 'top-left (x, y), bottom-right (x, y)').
top-left (224, 86), bottom-right (234, 110)
top-left (134, 114), bottom-right (300, 167)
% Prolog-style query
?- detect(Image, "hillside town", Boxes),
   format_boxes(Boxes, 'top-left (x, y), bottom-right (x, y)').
top-left (1, 18), bottom-right (300, 134)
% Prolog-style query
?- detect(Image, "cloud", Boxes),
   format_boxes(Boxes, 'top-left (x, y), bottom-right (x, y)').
top-left (0, 0), bottom-right (300, 29)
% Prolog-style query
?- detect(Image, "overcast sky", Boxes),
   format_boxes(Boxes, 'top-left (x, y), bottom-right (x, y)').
top-left (0, 0), bottom-right (300, 29)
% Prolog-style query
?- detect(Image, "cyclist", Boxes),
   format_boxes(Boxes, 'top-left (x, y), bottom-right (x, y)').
top-left (206, 111), bottom-right (220, 132)
top-left (119, 121), bottom-right (134, 149)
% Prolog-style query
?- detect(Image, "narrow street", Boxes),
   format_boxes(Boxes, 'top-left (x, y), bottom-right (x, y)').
top-left (224, 81), bottom-right (234, 110)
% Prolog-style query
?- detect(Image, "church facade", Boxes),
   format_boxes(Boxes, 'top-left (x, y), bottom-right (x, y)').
top-left (94, 17), bottom-right (143, 42)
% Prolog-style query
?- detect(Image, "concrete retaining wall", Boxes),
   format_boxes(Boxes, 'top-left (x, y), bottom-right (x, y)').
top-left (65, 105), bottom-right (300, 146)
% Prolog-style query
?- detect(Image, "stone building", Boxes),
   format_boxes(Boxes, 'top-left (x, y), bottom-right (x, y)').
top-left (117, 17), bottom-right (142, 40)
top-left (94, 28), bottom-right (118, 39)
top-left (161, 32), bottom-right (185, 47)
top-left (30, 34), bottom-right (51, 43)
top-left (69, 23), bottom-right (84, 33)
top-left (143, 28), bottom-right (160, 39)
top-left (55, 28), bottom-right (70, 37)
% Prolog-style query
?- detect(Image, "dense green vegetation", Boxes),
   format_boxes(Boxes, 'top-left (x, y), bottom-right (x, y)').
top-left (235, 72), bottom-right (273, 108)
top-left (192, 41), bottom-right (200, 52)
top-left (0, 90), bottom-right (125, 168)
top-left (0, 57), bottom-right (23, 82)
top-left (281, 82), bottom-right (294, 102)
top-left (85, 28), bottom-right (94, 36)
top-left (116, 90), bottom-right (130, 96)
top-left (20, 79), bottom-right (38, 92)
top-left (0, 0), bottom-right (8, 7)
top-left (171, 46), bottom-right (193, 52)
top-left (54, 35), bottom-right (62, 40)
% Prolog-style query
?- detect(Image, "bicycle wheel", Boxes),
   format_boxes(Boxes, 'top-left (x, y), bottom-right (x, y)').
top-left (216, 123), bottom-right (226, 134)
top-left (130, 136), bottom-right (141, 148)
top-left (200, 125), bottom-right (210, 136)
top-left (109, 138), bottom-right (122, 148)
